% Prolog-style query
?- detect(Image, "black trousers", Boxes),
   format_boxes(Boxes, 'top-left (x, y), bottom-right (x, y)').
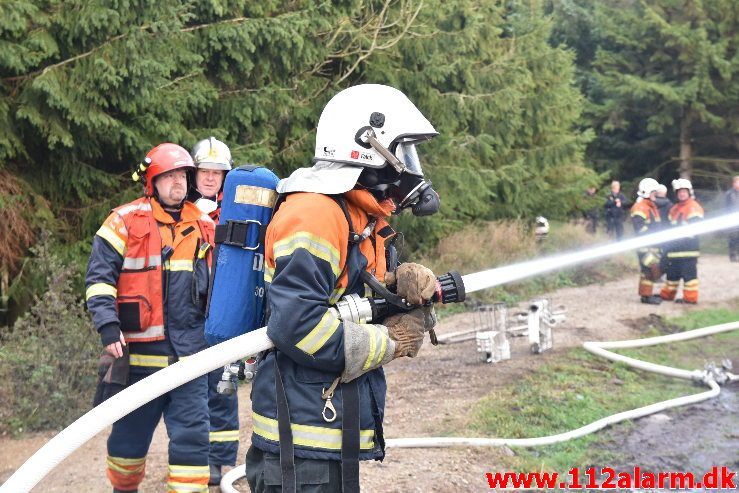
top-left (729, 229), bottom-right (739, 257)
top-left (606, 216), bottom-right (624, 240)
top-left (245, 446), bottom-right (343, 493)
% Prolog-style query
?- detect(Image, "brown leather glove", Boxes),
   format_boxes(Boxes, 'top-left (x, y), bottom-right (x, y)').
top-left (386, 262), bottom-right (436, 305)
top-left (385, 306), bottom-right (436, 358)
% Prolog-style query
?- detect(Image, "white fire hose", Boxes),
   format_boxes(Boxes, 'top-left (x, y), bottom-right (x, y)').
top-left (0, 329), bottom-right (273, 493)
top-left (215, 322), bottom-right (736, 492)
top-left (2, 212), bottom-right (739, 492)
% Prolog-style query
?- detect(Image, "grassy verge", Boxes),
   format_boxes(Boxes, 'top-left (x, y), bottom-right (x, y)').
top-left (464, 304), bottom-right (739, 472)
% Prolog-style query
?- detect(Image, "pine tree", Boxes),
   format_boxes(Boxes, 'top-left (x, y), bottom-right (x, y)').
top-left (365, 0), bottom-right (595, 247)
top-left (1, 0), bottom-right (594, 260)
top-left (582, 0), bottom-right (739, 181)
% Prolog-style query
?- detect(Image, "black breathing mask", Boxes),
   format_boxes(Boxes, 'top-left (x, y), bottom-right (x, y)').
top-left (357, 167), bottom-right (440, 216)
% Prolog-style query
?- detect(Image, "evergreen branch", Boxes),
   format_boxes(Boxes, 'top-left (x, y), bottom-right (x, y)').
top-left (336, 0), bottom-right (423, 84)
top-left (158, 72), bottom-right (200, 90)
top-left (181, 4), bottom-right (324, 33)
top-left (2, 7), bottom-right (316, 85)
top-left (2, 32), bottom-right (130, 83)
top-left (275, 130), bottom-right (313, 157)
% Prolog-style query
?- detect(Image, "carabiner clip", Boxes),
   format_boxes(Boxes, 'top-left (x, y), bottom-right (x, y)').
top-left (321, 387), bottom-right (337, 423)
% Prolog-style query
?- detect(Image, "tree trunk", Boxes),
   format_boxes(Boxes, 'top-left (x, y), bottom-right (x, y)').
top-left (678, 109), bottom-right (693, 180)
top-left (0, 260), bottom-right (8, 326)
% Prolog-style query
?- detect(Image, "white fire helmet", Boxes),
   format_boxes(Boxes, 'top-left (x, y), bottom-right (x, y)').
top-left (672, 178), bottom-right (694, 197)
top-left (637, 178), bottom-right (660, 199)
top-left (191, 137), bottom-right (233, 171)
top-left (279, 84), bottom-right (442, 215)
top-left (314, 84), bottom-right (438, 172)
top-left (535, 216), bottom-right (550, 240)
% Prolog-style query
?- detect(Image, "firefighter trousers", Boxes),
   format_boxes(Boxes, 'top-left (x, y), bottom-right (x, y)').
top-left (208, 367), bottom-right (240, 466)
top-left (637, 252), bottom-right (658, 298)
top-left (245, 446), bottom-right (343, 493)
top-left (660, 257), bottom-right (699, 303)
top-left (106, 372), bottom-right (210, 492)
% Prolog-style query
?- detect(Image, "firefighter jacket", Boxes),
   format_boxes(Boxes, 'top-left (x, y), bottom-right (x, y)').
top-left (630, 199), bottom-right (661, 233)
top-left (251, 189), bottom-right (396, 462)
top-left (630, 198), bottom-right (661, 258)
top-left (664, 198), bottom-right (704, 258)
top-left (85, 197), bottom-right (215, 373)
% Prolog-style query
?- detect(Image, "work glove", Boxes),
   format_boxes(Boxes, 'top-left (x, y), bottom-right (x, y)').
top-left (385, 306), bottom-right (436, 358)
top-left (385, 262), bottom-right (436, 305)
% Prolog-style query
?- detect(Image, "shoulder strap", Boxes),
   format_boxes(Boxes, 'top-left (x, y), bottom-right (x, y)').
top-left (329, 194), bottom-right (362, 245)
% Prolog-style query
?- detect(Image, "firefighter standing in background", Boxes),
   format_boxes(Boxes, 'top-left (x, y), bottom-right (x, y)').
top-left (245, 84), bottom-right (440, 492)
top-left (189, 137), bottom-right (231, 223)
top-left (189, 137), bottom-right (239, 486)
top-left (85, 144), bottom-right (214, 493)
top-left (660, 179), bottom-right (704, 304)
top-left (604, 180), bottom-right (628, 240)
top-left (630, 178), bottom-right (662, 304)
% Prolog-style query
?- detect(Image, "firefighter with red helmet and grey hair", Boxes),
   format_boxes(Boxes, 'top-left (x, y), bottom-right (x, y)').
top-left (660, 178), bottom-right (704, 304)
top-left (85, 143), bottom-right (215, 493)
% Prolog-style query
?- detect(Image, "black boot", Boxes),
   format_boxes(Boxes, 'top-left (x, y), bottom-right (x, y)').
top-left (209, 463), bottom-right (222, 486)
top-left (640, 295), bottom-right (662, 305)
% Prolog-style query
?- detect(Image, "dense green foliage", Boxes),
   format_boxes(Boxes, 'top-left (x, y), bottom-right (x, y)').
top-left (0, 1), bottom-right (591, 266)
top-left (0, 236), bottom-right (99, 433)
top-left (552, 0), bottom-right (739, 185)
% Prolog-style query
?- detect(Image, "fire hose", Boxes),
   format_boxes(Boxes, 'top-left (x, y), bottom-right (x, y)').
top-left (2, 211), bottom-right (739, 493)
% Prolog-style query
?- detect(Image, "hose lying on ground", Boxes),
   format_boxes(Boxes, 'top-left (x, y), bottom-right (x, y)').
top-left (219, 322), bottom-right (738, 492)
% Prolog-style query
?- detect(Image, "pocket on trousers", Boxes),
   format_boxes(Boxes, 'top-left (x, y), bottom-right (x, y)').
top-left (264, 454), bottom-right (330, 487)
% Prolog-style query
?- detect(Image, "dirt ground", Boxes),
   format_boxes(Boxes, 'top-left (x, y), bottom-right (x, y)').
top-left (1, 254), bottom-right (738, 492)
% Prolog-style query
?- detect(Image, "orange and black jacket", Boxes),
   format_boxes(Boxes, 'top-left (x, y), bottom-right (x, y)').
top-left (85, 197), bottom-right (215, 373)
top-left (665, 198), bottom-right (704, 258)
top-left (251, 189), bottom-right (396, 461)
top-left (630, 198), bottom-right (661, 235)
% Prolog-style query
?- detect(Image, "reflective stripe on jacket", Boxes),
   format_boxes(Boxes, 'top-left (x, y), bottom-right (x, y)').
top-left (86, 197), bottom-right (215, 370)
top-left (665, 198), bottom-right (704, 258)
top-left (630, 198), bottom-right (661, 235)
top-left (251, 189), bottom-right (396, 461)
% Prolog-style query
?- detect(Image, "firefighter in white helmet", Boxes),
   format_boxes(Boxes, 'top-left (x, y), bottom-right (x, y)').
top-left (188, 137), bottom-right (239, 486)
top-left (189, 137), bottom-right (233, 222)
top-left (630, 178), bottom-right (663, 304)
top-left (246, 84), bottom-right (439, 492)
top-left (660, 179), bottom-right (704, 303)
